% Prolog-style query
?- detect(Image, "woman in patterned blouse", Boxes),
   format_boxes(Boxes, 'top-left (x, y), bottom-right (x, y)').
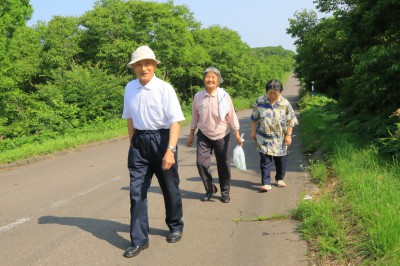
top-left (250, 79), bottom-right (298, 192)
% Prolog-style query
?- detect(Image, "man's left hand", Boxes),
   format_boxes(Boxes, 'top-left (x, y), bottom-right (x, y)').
top-left (162, 149), bottom-right (176, 170)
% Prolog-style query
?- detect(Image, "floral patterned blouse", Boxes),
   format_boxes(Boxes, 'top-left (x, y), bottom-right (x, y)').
top-left (251, 94), bottom-right (298, 156)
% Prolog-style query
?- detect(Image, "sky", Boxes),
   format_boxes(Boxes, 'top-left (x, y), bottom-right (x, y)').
top-left (27, 0), bottom-right (323, 51)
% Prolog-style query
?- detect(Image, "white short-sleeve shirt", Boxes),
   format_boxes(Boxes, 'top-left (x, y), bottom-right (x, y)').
top-left (122, 75), bottom-right (185, 130)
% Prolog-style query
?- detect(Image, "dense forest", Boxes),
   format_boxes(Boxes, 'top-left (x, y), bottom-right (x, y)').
top-left (287, 0), bottom-right (400, 157)
top-left (0, 0), bottom-right (294, 154)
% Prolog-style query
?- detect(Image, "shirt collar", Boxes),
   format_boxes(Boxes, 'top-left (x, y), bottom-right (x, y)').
top-left (204, 87), bottom-right (218, 97)
top-left (135, 75), bottom-right (157, 90)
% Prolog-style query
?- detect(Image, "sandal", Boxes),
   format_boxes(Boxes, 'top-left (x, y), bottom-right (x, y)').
top-left (260, 185), bottom-right (272, 192)
top-left (277, 180), bottom-right (286, 187)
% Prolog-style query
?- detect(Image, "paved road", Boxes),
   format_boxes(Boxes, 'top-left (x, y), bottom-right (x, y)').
top-left (0, 76), bottom-right (311, 265)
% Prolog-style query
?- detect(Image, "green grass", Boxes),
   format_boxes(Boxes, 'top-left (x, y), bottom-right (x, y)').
top-left (291, 195), bottom-right (348, 258)
top-left (295, 92), bottom-right (400, 265)
top-left (332, 143), bottom-right (400, 264)
top-left (232, 213), bottom-right (288, 222)
top-left (0, 119), bottom-right (128, 165)
top-left (298, 93), bottom-right (338, 153)
top-left (307, 160), bottom-right (328, 184)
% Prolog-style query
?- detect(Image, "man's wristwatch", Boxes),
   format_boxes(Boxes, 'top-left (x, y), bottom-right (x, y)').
top-left (167, 145), bottom-right (177, 153)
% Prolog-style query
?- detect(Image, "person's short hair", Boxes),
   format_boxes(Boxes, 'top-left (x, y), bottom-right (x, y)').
top-left (265, 79), bottom-right (283, 92)
top-left (203, 67), bottom-right (224, 86)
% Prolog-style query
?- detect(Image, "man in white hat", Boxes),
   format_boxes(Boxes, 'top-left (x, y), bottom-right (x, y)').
top-left (122, 45), bottom-right (185, 258)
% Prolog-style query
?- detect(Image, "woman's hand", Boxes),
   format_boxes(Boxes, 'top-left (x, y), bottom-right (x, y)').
top-left (187, 134), bottom-right (194, 147)
top-left (250, 120), bottom-right (257, 141)
top-left (235, 131), bottom-right (243, 146)
top-left (250, 131), bottom-right (256, 141)
top-left (285, 135), bottom-right (292, 146)
top-left (187, 129), bottom-right (196, 147)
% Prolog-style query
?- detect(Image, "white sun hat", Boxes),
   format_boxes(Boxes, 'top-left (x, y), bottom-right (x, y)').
top-left (127, 45), bottom-right (161, 68)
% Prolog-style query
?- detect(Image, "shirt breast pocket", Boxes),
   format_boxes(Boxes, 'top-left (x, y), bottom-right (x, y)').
top-left (143, 94), bottom-right (162, 119)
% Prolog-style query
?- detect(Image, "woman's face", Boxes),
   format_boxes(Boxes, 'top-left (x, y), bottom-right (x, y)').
top-left (267, 89), bottom-right (281, 103)
top-left (204, 72), bottom-right (219, 91)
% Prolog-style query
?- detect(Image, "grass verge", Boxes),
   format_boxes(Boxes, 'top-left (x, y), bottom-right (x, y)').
top-left (0, 119), bottom-right (127, 165)
top-left (294, 92), bottom-right (400, 265)
top-left (232, 213), bottom-right (288, 222)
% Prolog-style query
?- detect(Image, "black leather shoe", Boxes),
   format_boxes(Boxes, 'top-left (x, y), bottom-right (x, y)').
top-left (221, 195), bottom-right (230, 203)
top-left (201, 184), bottom-right (218, 201)
top-left (167, 231), bottom-right (182, 243)
top-left (200, 191), bottom-right (213, 201)
top-left (123, 242), bottom-right (149, 258)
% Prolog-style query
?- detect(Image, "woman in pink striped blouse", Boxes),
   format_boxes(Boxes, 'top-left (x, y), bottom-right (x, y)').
top-left (187, 67), bottom-right (243, 203)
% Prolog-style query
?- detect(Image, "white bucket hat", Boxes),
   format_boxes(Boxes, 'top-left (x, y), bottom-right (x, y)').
top-left (127, 45), bottom-right (161, 68)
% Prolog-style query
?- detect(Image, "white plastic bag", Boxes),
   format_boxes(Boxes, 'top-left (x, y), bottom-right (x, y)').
top-left (233, 134), bottom-right (246, 171)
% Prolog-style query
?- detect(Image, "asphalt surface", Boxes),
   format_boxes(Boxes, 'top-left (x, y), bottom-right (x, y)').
top-left (0, 76), bottom-right (313, 265)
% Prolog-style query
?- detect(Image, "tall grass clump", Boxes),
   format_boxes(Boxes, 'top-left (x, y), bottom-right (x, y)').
top-left (332, 143), bottom-right (400, 264)
top-left (295, 92), bottom-right (400, 265)
top-left (308, 160), bottom-right (328, 184)
top-left (297, 92), bottom-right (338, 154)
top-left (291, 194), bottom-right (348, 259)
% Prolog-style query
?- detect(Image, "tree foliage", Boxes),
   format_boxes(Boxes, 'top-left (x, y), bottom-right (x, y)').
top-left (0, 0), bottom-right (33, 139)
top-left (288, 0), bottom-right (400, 157)
top-left (0, 0), bottom-right (294, 150)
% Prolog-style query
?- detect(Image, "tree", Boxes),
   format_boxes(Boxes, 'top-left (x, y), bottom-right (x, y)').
top-left (291, 0), bottom-right (400, 156)
top-left (192, 26), bottom-right (260, 97)
top-left (0, 0), bottom-right (295, 147)
top-left (7, 26), bottom-right (41, 92)
top-left (0, 0), bottom-right (33, 138)
top-left (78, 0), bottom-right (199, 77)
top-left (38, 16), bottom-right (83, 72)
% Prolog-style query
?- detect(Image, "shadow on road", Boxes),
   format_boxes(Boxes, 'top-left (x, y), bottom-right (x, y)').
top-left (120, 183), bottom-right (213, 200)
top-left (37, 216), bottom-right (168, 250)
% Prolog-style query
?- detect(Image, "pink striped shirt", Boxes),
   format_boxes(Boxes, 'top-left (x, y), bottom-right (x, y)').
top-left (189, 89), bottom-right (240, 140)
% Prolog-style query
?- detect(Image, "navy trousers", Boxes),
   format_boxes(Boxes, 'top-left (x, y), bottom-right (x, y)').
top-left (127, 129), bottom-right (183, 246)
top-left (196, 130), bottom-right (231, 197)
top-left (259, 153), bottom-right (287, 185)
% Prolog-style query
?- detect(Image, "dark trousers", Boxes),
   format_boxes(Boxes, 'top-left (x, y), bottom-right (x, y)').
top-left (127, 129), bottom-right (183, 246)
top-left (196, 130), bottom-right (231, 197)
top-left (259, 153), bottom-right (287, 185)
